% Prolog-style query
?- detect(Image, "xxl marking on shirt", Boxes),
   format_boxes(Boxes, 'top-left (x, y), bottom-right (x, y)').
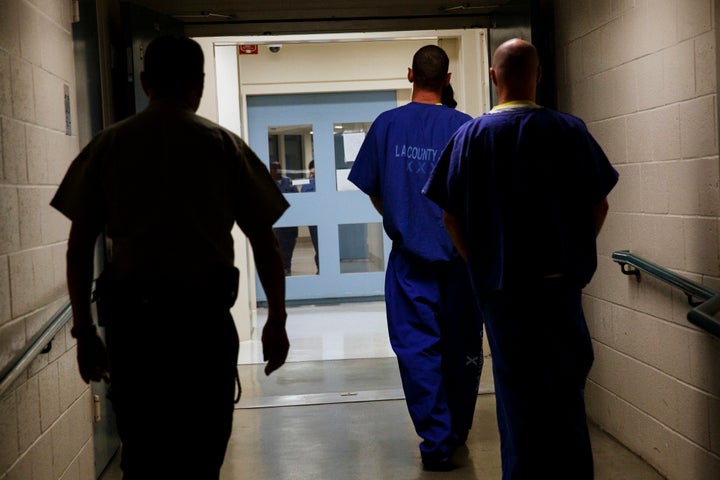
top-left (395, 144), bottom-right (438, 175)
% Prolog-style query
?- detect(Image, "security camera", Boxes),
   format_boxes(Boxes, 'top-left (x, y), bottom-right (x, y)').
top-left (268, 44), bottom-right (282, 53)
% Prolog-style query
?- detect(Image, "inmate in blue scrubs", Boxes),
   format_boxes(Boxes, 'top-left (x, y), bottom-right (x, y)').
top-left (424, 103), bottom-right (619, 479)
top-left (349, 102), bottom-right (483, 465)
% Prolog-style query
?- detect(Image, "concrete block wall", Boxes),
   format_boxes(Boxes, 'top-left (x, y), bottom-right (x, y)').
top-left (554, 0), bottom-right (720, 478)
top-left (0, 0), bottom-right (95, 479)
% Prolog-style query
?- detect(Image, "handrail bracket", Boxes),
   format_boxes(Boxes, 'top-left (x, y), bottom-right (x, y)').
top-left (619, 262), bottom-right (641, 281)
top-left (686, 294), bottom-right (704, 308)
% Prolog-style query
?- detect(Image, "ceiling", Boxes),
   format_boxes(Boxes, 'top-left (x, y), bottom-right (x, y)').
top-left (123, 0), bottom-right (531, 37)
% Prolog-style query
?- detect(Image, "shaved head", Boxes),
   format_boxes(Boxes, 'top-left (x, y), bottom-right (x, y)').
top-left (490, 38), bottom-right (541, 103)
top-left (412, 45), bottom-right (450, 90)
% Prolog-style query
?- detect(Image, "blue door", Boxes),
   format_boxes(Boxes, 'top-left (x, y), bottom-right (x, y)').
top-left (247, 91), bottom-right (396, 302)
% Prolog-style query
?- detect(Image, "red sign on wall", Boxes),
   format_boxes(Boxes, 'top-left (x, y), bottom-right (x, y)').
top-left (238, 44), bottom-right (259, 55)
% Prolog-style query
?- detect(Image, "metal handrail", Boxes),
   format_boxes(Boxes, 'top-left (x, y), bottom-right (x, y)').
top-left (612, 250), bottom-right (720, 339)
top-left (0, 300), bottom-right (73, 399)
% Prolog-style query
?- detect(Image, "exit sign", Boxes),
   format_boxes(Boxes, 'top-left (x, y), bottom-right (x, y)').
top-left (238, 44), bottom-right (258, 55)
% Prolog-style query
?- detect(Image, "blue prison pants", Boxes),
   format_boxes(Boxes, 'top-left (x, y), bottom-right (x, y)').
top-left (385, 248), bottom-right (484, 462)
top-left (478, 278), bottom-right (594, 479)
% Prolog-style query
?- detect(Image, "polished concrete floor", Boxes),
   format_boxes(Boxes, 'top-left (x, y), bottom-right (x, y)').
top-left (99, 301), bottom-right (665, 480)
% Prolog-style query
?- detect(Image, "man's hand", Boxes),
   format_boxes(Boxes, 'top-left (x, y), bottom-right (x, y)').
top-left (246, 226), bottom-right (290, 375)
top-left (76, 332), bottom-right (110, 383)
top-left (261, 314), bottom-right (289, 375)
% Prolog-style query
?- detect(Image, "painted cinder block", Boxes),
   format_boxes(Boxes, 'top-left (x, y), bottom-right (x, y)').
top-left (566, 76), bottom-right (595, 121)
top-left (26, 125), bottom-right (50, 185)
top-left (0, 392), bottom-right (19, 473)
top-left (596, 212), bottom-right (633, 256)
top-left (582, 28), bottom-right (606, 78)
top-left (587, 378), bottom-right (720, 480)
top-left (666, 158), bottom-right (720, 217)
top-left (710, 395), bottom-right (720, 455)
top-left (602, 16), bottom-right (628, 68)
top-left (635, 52), bottom-right (665, 112)
top-left (687, 329), bottom-right (720, 398)
top-left (44, 192), bottom-right (70, 246)
top-left (18, 187), bottom-right (45, 248)
top-left (40, 19), bottom-right (74, 84)
top-left (2, 117), bottom-right (28, 184)
top-left (684, 216), bottom-right (720, 275)
top-left (18, 0), bottom-right (43, 66)
top-left (0, 258), bottom-right (9, 325)
top-left (694, 30), bottom-right (716, 97)
top-left (0, 187), bottom-right (20, 256)
top-left (678, 0), bottom-right (713, 42)
top-left (58, 346), bottom-right (84, 412)
top-left (0, 51), bottom-right (11, 117)
top-left (630, 273), bottom-right (674, 322)
top-left (608, 164), bottom-right (641, 212)
top-left (38, 360), bottom-right (60, 432)
top-left (593, 342), bottom-right (713, 450)
top-left (680, 96), bottom-right (718, 160)
top-left (9, 56), bottom-right (35, 123)
top-left (662, 40), bottom-right (696, 105)
top-left (594, 65), bottom-right (638, 121)
top-left (33, 67), bottom-right (65, 132)
top-left (9, 247), bottom-right (55, 317)
top-left (627, 110), bottom-right (656, 164)
top-left (30, 432), bottom-right (54, 480)
top-left (640, 163), bottom-right (671, 214)
top-left (15, 375), bottom-right (40, 452)
top-left (50, 404), bottom-right (74, 478)
top-left (650, 105), bottom-right (682, 162)
top-left (565, 39), bottom-right (583, 86)
top-left (588, 116), bottom-right (628, 165)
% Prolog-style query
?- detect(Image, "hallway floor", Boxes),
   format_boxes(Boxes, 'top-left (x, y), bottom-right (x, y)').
top-left (99, 301), bottom-right (665, 479)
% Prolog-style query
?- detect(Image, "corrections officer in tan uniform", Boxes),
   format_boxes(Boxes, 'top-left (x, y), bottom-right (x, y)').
top-left (51, 35), bottom-right (290, 479)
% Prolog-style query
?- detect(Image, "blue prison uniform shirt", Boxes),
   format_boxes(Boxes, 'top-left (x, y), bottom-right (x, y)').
top-left (349, 102), bottom-right (472, 262)
top-left (423, 106), bottom-right (619, 291)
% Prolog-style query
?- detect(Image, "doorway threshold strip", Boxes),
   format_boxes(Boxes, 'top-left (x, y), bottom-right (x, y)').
top-left (235, 385), bottom-right (495, 409)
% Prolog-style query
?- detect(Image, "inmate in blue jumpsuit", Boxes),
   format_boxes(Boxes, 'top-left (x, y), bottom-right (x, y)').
top-left (349, 102), bottom-right (483, 464)
top-left (424, 103), bottom-right (619, 478)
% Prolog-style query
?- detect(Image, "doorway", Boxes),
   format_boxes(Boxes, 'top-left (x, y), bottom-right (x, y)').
top-left (196, 29), bottom-right (489, 344)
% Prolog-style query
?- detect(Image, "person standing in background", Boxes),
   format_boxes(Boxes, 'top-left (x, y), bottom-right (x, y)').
top-left (271, 161), bottom-right (300, 275)
top-left (441, 83), bottom-right (458, 108)
top-left (300, 160), bottom-right (319, 273)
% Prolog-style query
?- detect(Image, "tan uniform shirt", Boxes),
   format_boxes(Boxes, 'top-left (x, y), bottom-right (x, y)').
top-left (51, 98), bottom-right (288, 283)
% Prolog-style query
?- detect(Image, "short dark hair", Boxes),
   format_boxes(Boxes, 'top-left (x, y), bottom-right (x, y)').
top-left (411, 45), bottom-right (449, 90)
top-left (142, 35), bottom-right (204, 94)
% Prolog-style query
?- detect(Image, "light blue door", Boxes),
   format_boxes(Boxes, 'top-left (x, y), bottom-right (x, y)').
top-left (247, 91), bottom-right (396, 302)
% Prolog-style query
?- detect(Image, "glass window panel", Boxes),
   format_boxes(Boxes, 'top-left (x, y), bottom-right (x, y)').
top-left (268, 124), bottom-right (314, 192)
top-left (273, 225), bottom-right (319, 276)
top-left (334, 122), bottom-right (372, 191)
top-left (338, 222), bottom-right (384, 274)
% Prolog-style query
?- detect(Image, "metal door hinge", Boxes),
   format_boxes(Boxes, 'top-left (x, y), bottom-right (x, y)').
top-left (93, 394), bottom-right (102, 422)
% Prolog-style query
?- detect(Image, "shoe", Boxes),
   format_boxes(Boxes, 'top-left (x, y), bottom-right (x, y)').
top-left (455, 429), bottom-right (469, 445)
top-left (422, 457), bottom-right (458, 472)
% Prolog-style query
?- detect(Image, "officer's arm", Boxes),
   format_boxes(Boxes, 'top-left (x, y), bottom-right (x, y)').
top-left (67, 221), bottom-right (101, 334)
top-left (443, 211), bottom-right (468, 261)
top-left (67, 221), bottom-right (109, 383)
top-left (246, 227), bottom-right (289, 375)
